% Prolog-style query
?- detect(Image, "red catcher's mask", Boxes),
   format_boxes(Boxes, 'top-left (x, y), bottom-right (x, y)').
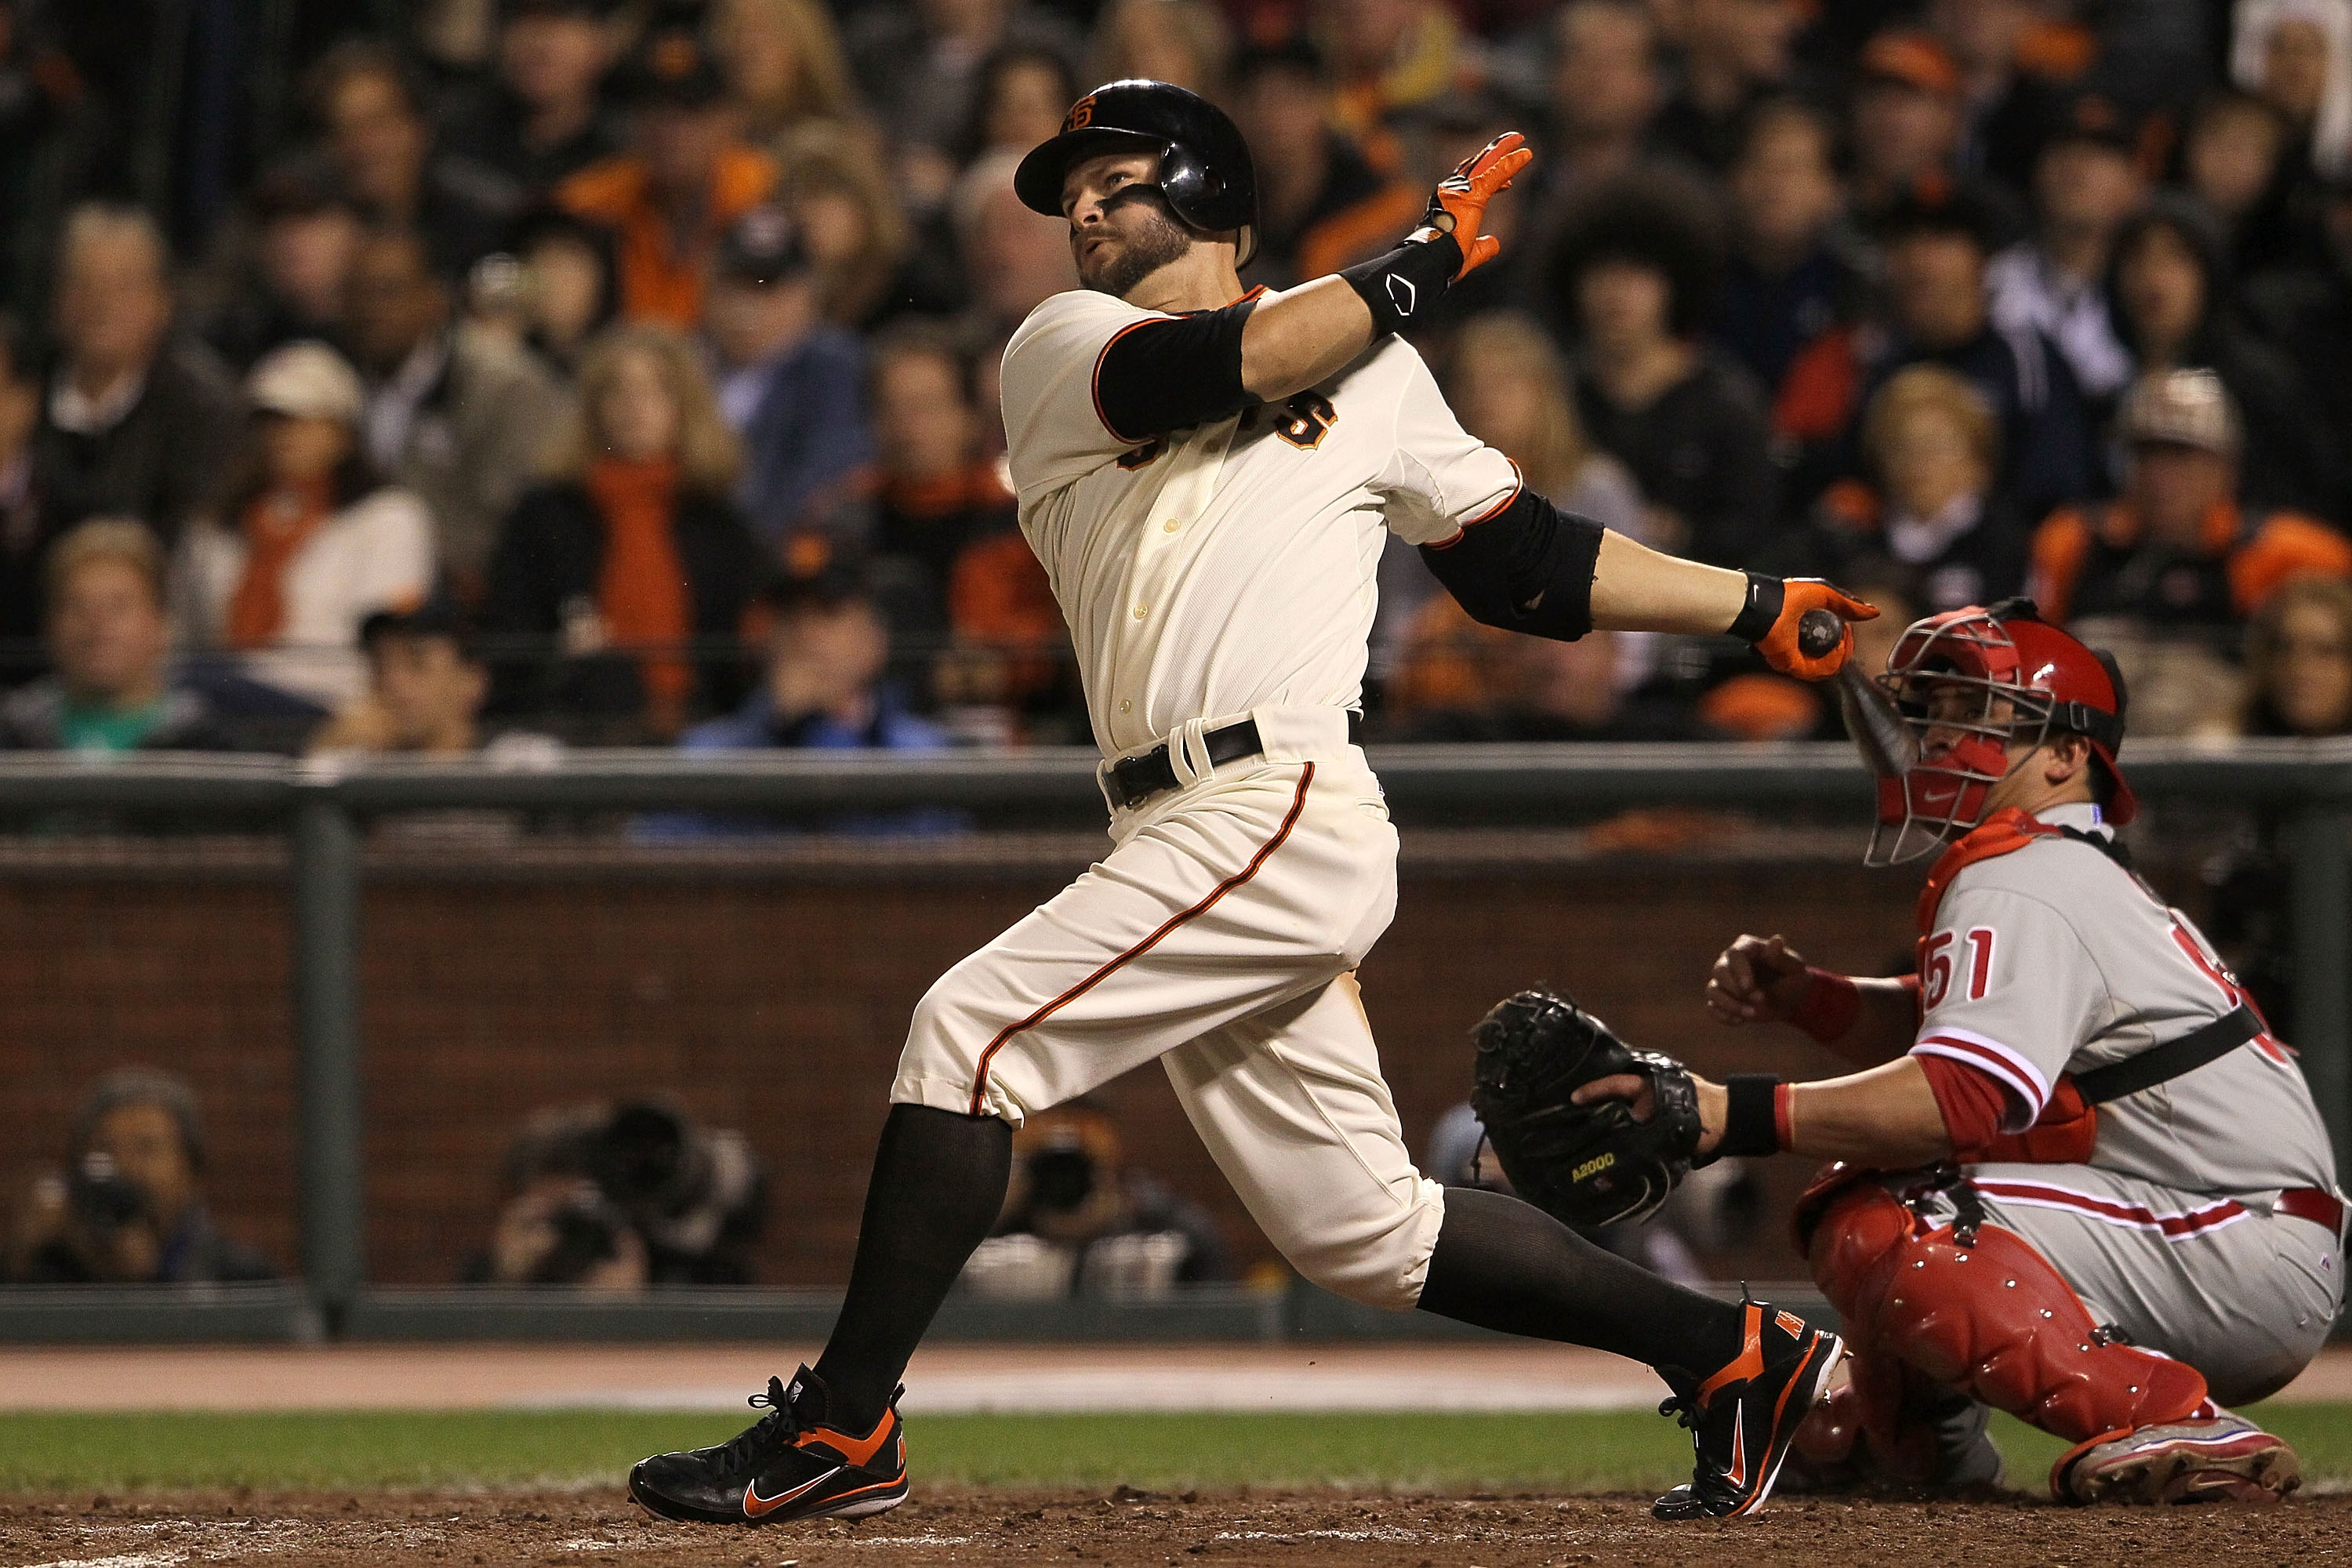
top-left (1866, 601), bottom-right (2136, 866)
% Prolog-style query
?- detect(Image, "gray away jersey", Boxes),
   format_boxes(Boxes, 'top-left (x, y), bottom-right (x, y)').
top-left (1911, 803), bottom-right (2336, 1200)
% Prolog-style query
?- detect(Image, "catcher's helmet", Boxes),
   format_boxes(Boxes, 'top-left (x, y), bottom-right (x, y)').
top-left (1868, 597), bottom-right (2134, 865)
top-left (1013, 79), bottom-right (1259, 265)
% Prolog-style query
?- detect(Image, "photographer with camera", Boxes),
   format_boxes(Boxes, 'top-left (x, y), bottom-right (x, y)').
top-left (959, 1102), bottom-right (1232, 1301)
top-left (467, 1099), bottom-right (768, 1287)
top-left (5, 1069), bottom-right (277, 1285)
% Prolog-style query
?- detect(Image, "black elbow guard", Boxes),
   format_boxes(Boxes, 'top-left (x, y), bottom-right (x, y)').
top-left (1417, 489), bottom-right (1603, 641)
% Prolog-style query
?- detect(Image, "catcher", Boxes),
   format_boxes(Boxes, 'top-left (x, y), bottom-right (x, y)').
top-left (1480, 600), bottom-right (2342, 1504)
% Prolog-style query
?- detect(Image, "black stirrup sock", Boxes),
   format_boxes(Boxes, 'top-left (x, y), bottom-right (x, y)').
top-left (1417, 1186), bottom-right (1744, 1373)
top-left (811, 1103), bottom-right (1013, 1432)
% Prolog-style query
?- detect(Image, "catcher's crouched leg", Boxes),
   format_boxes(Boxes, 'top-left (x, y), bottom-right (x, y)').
top-left (1805, 1180), bottom-right (2212, 1497)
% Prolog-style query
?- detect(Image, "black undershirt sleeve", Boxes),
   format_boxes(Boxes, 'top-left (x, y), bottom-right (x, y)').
top-left (1417, 488), bottom-right (1606, 642)
top-left (1092, 297), bottom-right (1258, 444)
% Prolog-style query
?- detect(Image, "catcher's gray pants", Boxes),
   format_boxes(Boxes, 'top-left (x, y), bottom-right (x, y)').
top-left (1906, 1164), bottom-right (2345, 1406)
top-left (890, 707), bottom-right (1447, 1311)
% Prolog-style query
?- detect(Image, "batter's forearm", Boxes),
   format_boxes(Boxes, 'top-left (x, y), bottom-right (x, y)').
top-left (1238, 278), bottom-right (1377, 402)
top-left (1588, 532), bottom-right (1750, 634)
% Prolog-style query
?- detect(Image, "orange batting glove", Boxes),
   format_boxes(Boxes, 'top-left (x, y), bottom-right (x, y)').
top-left (1744, 577), bottom-right (1878, 681)
top-left (1413, 132), bottom-right (1533, 279)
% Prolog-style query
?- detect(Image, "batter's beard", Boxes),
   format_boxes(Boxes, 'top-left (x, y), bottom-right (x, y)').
top-left (1083, 202), bottom-right (1196, 298)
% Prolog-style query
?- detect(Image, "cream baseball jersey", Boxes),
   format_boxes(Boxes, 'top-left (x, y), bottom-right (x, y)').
top-left (1000, 288), bottom-right (1519, 758)
top-left (1911, 803), bottom-right (2336, 1199)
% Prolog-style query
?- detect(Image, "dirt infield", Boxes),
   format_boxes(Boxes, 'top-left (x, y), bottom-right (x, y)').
top-left (1, 1487), bottom-right (2345, 1568)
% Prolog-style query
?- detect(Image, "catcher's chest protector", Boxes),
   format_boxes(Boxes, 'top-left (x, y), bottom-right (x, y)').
top-left (1806, 1181), bottom-right (2209, 1480)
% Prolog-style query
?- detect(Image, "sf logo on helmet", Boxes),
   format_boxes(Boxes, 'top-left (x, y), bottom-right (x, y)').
top-left (1063, 95), bottom-right (1096, 132)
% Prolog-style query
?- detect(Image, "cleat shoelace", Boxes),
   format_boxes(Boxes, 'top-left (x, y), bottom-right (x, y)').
top-left (711, 1377), bottom-right (795, 1477)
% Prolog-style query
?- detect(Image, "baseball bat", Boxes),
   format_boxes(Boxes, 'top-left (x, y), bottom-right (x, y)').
top-left (1795, 607), bottom-right (1915, 777)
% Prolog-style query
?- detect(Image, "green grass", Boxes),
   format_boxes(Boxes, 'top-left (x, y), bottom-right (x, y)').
top-left (0, 1406), bottom-right (2346, 1496)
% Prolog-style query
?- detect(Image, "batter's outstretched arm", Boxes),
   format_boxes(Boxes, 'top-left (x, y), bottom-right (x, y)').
top-left (1417, 499), bottom-right (1878, 678)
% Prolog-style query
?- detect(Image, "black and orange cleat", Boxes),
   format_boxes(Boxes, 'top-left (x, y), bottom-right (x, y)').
top-left (629, 1367), bottom-right (908, 1526)
top-left (1651, 1297), bottom-right (1846, 1520)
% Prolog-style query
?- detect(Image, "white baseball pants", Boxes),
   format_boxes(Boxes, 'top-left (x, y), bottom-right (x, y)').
top-left (891, 706), bottom-right (1446, 1310)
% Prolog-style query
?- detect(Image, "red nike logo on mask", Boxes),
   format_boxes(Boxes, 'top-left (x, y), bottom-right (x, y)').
top-left (744, 1468), bottom-right (839, 1517)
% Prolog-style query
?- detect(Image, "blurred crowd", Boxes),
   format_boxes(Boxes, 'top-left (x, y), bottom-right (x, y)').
top-left (0, 0), bottom-right (2340, 757)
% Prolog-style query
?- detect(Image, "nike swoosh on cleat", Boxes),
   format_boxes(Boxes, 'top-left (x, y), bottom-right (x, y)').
top-left (745, 1468), bottom-right (840, 1517)
top-left (1726, 1401), bottom-right (1748, 1491)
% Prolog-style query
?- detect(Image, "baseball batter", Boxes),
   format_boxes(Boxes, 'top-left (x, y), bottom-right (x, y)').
top-left (629, 79), bottom-right (1871, 1527)
top-left (1651, 599), bottom-right (2340, 1502)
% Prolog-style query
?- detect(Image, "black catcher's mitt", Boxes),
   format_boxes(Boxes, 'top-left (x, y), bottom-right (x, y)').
top-left (1468, 989), bottom-right (1706, 1229)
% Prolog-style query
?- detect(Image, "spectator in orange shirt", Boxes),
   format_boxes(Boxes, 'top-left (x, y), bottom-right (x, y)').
top-left (2029, 368), bottom-right (2352, 637)
top-left (556, 23), bottom-right (778, 328)
top-left (1232, 38), bottom-right (1422, 292)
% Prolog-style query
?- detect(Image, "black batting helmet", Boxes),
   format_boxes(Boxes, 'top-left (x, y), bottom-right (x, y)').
top-left (1013, 79), bottom-right (1258, 265)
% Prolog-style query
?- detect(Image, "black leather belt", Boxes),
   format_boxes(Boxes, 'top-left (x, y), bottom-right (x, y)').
top-left (1104, 711), bottom-right (1363, 811)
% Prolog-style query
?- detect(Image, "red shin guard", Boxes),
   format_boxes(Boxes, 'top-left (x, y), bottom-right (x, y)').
top-left (1806, 1183), bottom-right (2209, 1450)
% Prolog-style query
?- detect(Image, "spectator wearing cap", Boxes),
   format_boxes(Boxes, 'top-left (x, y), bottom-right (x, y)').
top-left (702, 204), bottom-right (872, 548)
top-left (0, 518), bottom-right (314, 753)
top-left (176, 342), bottom-right (434, 710)
top-left (306, 41), bottom-right (523, 279)
top-left (709, 0), bottom-right (861, 153)
top-left (1846, 28), bottom-right (2023, 241)
top-left (197, 168), bottom-right (365, 372)
top-left (1985, 94), bottom-right (2148, 405)
top-left (2107, 195), bottom-right (2330, 521)
top-left (2245, 173), bottom-right (2352, 521)
top-left (1713, 97), bottom-right (1870, 405)
top-left (1650, 0), bottom-right (1805, 175)
top-left (1551, 178), bottom-right (1779, 569)
top-left (1233, 40), bottom-right (1423, 292)
top-left (343, 227), bottom-right (573, 595)
top-left (684, 565), bottom-right (947, 753)
top-left (1777, 191), bottom-right (2093, 526)
top-left (2031, 369), bottom-right (2352, 636)
top-left (33, 204), bottom-right (245, 551)
top-left (487, 325), bottom-right (759, 739)
top-left (440, 0), bottom-right (627, 197)
top-left (557, 22), bottom-right (779, 328)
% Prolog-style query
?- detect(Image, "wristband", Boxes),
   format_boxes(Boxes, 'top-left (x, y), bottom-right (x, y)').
top-left (1718, 1073), bottom-right (1787, 1158)
top-left (1790, 967), bottom-right (1862, 1044)
top-left (1340, 232), bottom-right (1465, 337)
top-left (1726, 572), bottom-right (1784, 644)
